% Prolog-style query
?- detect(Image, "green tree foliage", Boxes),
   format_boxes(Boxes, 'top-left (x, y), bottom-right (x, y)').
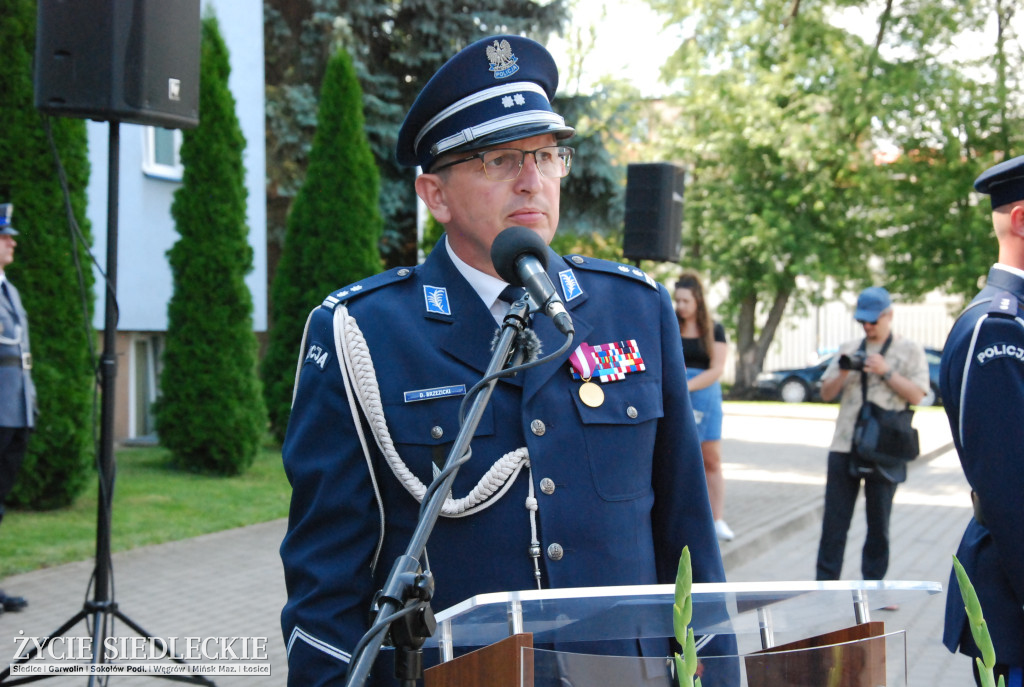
top-left (0, 0), bottom-right (95, 508)
top-left (557, 90), bottom-right (627, 238)
top-left (648, 0), bottom-right (1020, 391)
top-left (264, 0), bottom-right (570, 271)
top-left (877, 1), bottom-right (1024, 298)
top-left (261, 46), bottom-right (382, 443)
top-left (156, 12), bottom-right (266, 474)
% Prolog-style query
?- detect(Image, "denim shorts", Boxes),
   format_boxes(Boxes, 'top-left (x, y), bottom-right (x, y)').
top-left (686, 367), bottom-right (723, 443)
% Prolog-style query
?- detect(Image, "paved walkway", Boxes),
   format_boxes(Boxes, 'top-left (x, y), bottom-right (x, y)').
top-left (0, 403), bottom-right (976, 685)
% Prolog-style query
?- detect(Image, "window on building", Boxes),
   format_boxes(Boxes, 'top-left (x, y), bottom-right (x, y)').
top-left (131, 333), bottom-right (163, 439)
top-left (142, 126), bottom-right (184, 181)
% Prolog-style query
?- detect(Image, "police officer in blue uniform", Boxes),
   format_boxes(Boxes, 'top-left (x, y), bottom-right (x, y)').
top-left (279, 35), bottom-right (731, 686)
top-left (941, 156), bottom-right (1024, 687)
top-left (0, 203), bottom-right (33, 614)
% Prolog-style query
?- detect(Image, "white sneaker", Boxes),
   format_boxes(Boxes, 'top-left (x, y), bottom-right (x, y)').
top-left (715, 519), bottom-right (735, 541)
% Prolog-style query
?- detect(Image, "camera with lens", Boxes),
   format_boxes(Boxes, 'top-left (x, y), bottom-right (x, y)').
top-left (838, 351), bottom-right (867, 371)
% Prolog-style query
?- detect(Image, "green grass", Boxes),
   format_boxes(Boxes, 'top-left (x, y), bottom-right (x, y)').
top-left (0, 445), bottom-right (290, 578)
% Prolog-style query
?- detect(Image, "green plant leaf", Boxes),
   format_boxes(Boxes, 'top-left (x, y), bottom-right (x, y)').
top-left (953, 555), bottom-right (997, 669)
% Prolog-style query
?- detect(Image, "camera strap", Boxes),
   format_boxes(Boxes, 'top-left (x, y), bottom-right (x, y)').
top-left (858, 333), bottom-right (895, 407)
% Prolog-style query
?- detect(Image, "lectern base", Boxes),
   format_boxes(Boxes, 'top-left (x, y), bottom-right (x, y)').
top-left (424, 633), bottom-right (534, 687)
top-left (745, 621), bottom-right (887, 687)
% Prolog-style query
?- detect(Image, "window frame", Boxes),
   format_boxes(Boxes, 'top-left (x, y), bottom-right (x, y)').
top-left (142, 126), bottom-right (184, 181)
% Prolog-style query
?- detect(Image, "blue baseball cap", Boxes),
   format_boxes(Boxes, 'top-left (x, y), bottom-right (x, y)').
top-left (396, 35), bottom-right (575, 170)
top-left (854, 287), bottom-right (891, 323)
top-left (975, 154), bottom-right (1024, 209)
top-left (0, 203), bottom-right (17, 236)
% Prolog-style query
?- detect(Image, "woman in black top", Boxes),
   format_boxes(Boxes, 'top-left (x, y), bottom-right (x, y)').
top-left (675, 271), bottom-right (732, 541)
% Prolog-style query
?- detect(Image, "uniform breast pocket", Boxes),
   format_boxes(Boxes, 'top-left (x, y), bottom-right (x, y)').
top-left (571, 379), bottom-right (664, 501)
top-left (383, 398), bottom-right (495, 483)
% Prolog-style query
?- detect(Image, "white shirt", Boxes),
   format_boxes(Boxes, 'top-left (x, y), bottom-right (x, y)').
top-left (444, 237), bottom-right (514, 325)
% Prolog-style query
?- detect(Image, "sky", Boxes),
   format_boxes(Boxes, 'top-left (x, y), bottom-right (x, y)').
top-left (547, 0), bottom-right (687, 96)
top-left (548, 0), bottom-right (1008, 99)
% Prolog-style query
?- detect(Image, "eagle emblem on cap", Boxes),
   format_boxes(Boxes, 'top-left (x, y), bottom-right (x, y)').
top-left (486, 39), bottom-right (520, 79)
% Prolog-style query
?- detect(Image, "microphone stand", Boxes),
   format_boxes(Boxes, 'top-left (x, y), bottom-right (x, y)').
top-left (345, 299), bottom-right (533, 687)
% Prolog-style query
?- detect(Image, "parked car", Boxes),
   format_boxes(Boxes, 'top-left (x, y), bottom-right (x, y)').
top-left (755, 347), bottom-right (943, 406)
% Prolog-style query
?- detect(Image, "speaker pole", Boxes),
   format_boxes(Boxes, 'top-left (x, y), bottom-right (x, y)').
top-left (0, 122), bottom-right (214, 686)
top-left (95, 120), bottom-right (119, 616)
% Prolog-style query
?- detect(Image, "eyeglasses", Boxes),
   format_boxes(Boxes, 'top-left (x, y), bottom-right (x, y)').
top-left (431, 145), bottom-right (574, 181)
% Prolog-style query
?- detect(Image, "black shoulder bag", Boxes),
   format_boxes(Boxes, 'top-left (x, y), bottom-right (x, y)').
top-left (848, 335), bottom-right (920, 483)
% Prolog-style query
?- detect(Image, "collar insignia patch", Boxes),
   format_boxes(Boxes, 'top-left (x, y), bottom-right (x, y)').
top-left (424, 285), bottom-right (451, 316)
top-left (559, 269), bottom-right (582, 302)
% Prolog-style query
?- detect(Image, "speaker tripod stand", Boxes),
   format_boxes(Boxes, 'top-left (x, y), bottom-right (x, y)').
top-left (0, 123), bottom-right (214, 686)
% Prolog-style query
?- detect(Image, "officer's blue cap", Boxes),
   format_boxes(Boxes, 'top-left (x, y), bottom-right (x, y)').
top-left (975, 154), bottom-right (1024, 209)
top-left (0, 203), bottom-right (17, 236)
top-left (854, 287), bottom-right (891, 323)
top-left (396, 35), bottom-right (575, 170)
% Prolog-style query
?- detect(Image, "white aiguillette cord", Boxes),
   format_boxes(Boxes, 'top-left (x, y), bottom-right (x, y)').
top-left (328, 305), bottom-right (543, 587)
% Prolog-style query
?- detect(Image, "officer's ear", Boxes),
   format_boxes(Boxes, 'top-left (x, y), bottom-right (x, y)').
top-left (414, 173), bottom-right (452, 224)
top-left (1007, 202), bottom-right (1024, 237)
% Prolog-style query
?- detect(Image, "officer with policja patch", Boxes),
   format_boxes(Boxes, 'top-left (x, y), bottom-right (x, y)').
top-left (942, 155), bottom-right (1024, 687)
top-left (279, 35), bottom-right (731, 686)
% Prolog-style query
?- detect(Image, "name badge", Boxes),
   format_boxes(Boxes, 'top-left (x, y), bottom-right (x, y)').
top-left (403, 384), bottom-right (467, 403)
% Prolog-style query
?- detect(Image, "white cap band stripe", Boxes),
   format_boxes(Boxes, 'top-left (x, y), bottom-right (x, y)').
top-left (414, 81), bottom-right (548, 153)
top-left (431, 110), bottom-right (568, 157)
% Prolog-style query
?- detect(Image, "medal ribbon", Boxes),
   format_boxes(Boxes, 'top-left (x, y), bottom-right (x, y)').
top-left (569, 342), bottom-right (596, 380)
top-left (570, 340), bottom-right (646, 382)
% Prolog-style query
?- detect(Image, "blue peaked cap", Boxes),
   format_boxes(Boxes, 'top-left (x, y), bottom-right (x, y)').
top-left (0, 203), bottom-right (17, 236)
top-left (854, 287), bottom-right (891, 323)
top-left (975, 154), bottom-right (1024, 209)
top-left (396, 35), bottom-right (575, 170)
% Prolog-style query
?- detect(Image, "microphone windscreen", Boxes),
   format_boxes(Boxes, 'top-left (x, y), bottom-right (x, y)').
top-left (490, 226), bottom-right (549, 286)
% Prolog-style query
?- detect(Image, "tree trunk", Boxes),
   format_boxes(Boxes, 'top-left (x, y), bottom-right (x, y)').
top-left (732, 287), bottom-right (793, 396)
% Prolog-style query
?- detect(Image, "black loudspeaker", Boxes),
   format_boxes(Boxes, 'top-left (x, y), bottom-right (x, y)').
top-left (34, 0), bottom-right (200, 129)
top-left (623, 162), bottom-right (686, 262)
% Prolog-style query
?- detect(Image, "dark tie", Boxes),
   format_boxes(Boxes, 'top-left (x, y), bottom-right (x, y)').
top-left (498, 285), bottom-right (526, 304)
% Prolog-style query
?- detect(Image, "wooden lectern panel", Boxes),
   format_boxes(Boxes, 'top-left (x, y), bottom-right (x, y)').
top-left (424, 633), bottom-right (534, 687)
top-left (745, 621), bottom-right (887, 687)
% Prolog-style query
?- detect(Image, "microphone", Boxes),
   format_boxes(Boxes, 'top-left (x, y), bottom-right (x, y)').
top-left (490, 226), bottom-right (574, 336)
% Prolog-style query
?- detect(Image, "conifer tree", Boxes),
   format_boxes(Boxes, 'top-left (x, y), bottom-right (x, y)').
top-left (155, 11), bottom-right (266, 474)
top-left (261, 45), bottom-right (382, 442)
top-left (0, 0), bottom-right (94, 508)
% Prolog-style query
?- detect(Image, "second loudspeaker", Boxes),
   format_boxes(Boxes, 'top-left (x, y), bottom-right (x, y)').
top-left (623, 163), bottom-right (685, 263)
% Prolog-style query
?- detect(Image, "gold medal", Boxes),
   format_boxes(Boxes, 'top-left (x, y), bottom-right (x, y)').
top-left (579, 380), bottom-right (604, 408)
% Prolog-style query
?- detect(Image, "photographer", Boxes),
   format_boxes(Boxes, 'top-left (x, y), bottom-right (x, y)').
top-left (814, 287), bottom-right (929, 582)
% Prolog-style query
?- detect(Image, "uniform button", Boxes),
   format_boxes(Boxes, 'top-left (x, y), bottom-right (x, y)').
top-left (626, 406), bottom-right (638, 419)
top-left (397, 268), bottom-right (410, 277)
top-left (546, 543), bottom-right (564, 561)
top-left (540, 478), bottom-right (556, 495)
top-left (571, 255), bottom-right (585, 264)
top-left (430, 426), bottom-right (444, 440)
top-left (531, 419), bottom-right (546, 436)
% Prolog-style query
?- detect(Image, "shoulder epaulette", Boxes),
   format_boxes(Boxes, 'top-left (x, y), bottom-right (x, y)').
top-left (985, 290), bottom-right (1024, 318)
top-left (560, 255), bottom-right (659, 290)
top-left (320, 266), bottom-right (416, 311)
